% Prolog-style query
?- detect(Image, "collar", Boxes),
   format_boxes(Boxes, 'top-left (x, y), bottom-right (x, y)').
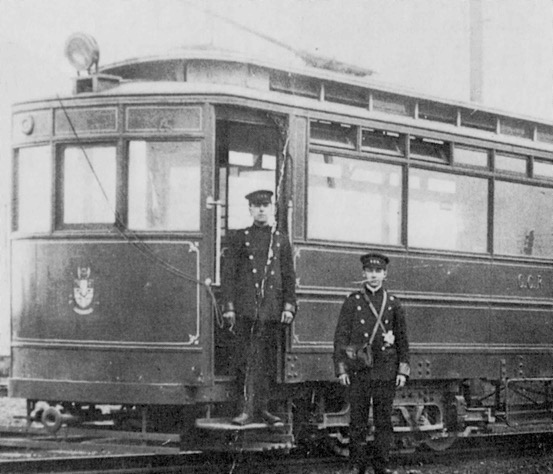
top-left (364, 283), bottom-right (383, 294)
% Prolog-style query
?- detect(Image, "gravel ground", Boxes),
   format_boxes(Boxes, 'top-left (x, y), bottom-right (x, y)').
top-left (2, 397), bottom-right (553, 472)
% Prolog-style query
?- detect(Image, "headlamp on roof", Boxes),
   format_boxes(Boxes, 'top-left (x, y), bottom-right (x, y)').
top-left (64, 33), bottom-right (100, 74)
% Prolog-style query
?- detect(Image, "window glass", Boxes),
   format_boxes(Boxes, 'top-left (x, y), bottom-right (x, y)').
top-left (361, 129), bottom-right (404, 156)
top-left (307, 153), bottom-right (402, 244)
top-left (16, 146), bottom-right (51, 232)
top-left (533, 159), bottom-right (553, 179)
top-left (410, 137), bottom-right (450, 162)
top-left (63, 146), bottom-right (116, 224)
top-left (128, 141), bottom-right (201, 231)
top-left (409, 168), bottom-right (488, 252)
top-left (454, 146), bottom-right (489, 168)
top-left (495, 153), bottom-right (527, 174)
top-left (310, 121), bottom-right (356, 149)
top-left (495, 181), bottom-right (553, 257)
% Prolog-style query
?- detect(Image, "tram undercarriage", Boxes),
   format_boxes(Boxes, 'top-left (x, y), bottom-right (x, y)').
top-left (23, 376), bottom-right (553, 453)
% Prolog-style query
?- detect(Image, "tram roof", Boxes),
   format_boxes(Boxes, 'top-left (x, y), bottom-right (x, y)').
top-left (14, 47), bottom-right (553, 140)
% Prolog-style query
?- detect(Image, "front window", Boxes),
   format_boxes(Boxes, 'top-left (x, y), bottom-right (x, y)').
top-left (128, 141), bottom-right (201, 231)
top-left (408, 168), bottom-right (488, 252)
top-left (62, 145), bottom-right (116, 225)
top-left (494, 181), bottom-right (553, 257)
top-left (307, 153), bottom-right (402, 244)
top-left (15, 146), bottom-right (51, 232)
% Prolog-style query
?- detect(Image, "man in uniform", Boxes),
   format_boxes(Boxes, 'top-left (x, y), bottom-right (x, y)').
top-left (221, 190), bottom-right (297, 426)
top-left (333, 252), bottom-right (410, 474)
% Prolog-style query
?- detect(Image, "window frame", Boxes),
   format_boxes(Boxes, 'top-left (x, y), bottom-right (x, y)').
top-left (125, 137), bottom-right (204, 233)
top-left (55, 140), bottom-right (120, 231)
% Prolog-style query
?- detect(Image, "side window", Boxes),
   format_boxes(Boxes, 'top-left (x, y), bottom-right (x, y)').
top-left (61, 145), bottom-right (117, 225)
top-left (307, 153), bottom-right (402, 244)
top-left (15, 146), bottom-right (51, 232)
top-left (408, 168), bottom-right (488, 252)
top-left (128, 140), bottom-right (201, 231)
top-left (494, 181), bottom-right (553, 257)
top-left (217, 122), bottom-right (278, 231)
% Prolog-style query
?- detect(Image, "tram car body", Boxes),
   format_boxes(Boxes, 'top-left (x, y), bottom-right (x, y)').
top-left (9, 34), bottom-right (553, 448)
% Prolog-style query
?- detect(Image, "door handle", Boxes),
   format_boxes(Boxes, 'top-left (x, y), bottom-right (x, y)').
top-left (206, 196), bottom-right (223, 286)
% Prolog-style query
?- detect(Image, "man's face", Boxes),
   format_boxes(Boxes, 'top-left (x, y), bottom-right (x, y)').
top-left (249, 202), bottom-right (273, 225)
top-left (363, 267), bottom-right (387, 288)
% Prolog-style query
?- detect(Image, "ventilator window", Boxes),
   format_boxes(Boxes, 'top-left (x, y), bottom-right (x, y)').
top-left (310, 121), bottom-right (356, 149)
top-left (361, 129), bottom-right (405, 156)
top-left (495, 152), bottom-right (528, 175)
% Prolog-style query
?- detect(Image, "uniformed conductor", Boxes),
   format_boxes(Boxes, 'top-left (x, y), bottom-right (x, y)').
top-left (221, 190), bottom-right (297, 426)
top-left (333, 252), bottom-right (409, 474)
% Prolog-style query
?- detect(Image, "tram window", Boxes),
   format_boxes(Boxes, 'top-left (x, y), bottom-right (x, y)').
top-left (15, 146), bottom-right (51, 232)
top-left (454, 146), bottom-right (489, 168)
top-left (408, 168), bottom-right (488, 252)
top-left (494, 181), bottom-right (553, 257)
top-left (307, 153), bottom-right (401, 244)
top-left (409, 137), bottom-right (450, 163)
top-left (128, 141), bottom-right (201, 231)
top-left (361, 129), bottom-right (404, 156)
top-left (533, 159), bottom-right (553, 179)
top-left (495, 153), bottom-right (528, 175)
top-left (310, 121), bottom-right (356, 149)
top-left (62, 145), bottom-right (116, 225)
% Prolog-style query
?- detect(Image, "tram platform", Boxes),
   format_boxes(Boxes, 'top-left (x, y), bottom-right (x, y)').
top-left (183, 417), bottom-right (294, 452)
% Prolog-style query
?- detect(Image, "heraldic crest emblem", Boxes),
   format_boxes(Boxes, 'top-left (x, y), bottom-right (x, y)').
top-left (73, 266), bottom-right (95, 315)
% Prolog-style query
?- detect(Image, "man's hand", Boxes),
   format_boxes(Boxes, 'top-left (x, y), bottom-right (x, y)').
top-left (281, 310), bottom-right (294, 324)
top-left (222, 310), bottom-right (236, 327)
top-left (396, 374), bottom-right (407, 388)
top-left (338, 373), bottom-right (350, 386)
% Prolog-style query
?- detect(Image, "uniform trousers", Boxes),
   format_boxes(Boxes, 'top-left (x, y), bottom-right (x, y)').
top-left (349, 370), bottom-right (396, 471)
top-left (233, 317), bottom-right (278, 415)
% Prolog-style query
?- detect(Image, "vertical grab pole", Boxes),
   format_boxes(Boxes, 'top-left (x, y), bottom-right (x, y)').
top-left (206, 196), bottom-right (223, 286)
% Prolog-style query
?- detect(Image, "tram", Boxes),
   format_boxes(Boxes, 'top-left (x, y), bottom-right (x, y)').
top-left (9, 32), bottom-right (553, 451)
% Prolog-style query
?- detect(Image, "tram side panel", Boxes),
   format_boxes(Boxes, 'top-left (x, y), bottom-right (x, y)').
top-left (10, 239), bottom-right (206, 405)
top-left (289, 248), bottom-right (553, 384)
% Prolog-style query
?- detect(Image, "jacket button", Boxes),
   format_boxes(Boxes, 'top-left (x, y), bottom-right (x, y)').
top-left (255, 283), bottom-right (259, 288)
top-left (360, 319), bottom-right (365, 324)
top-left (388, 306), bottom-right (392, 310)
top-left (252, 269), bottom-right (257, 274)
top-left (271, 270), bottom-right (275, 275)
top-left (357, 306), bottom-right (362, 311)
top-left (385, 320), bottom-right (389, 324)
top-left (364, 333), bottom-right (369, 338)
top-left (356, 295), bottom-right (360, 299)
top-left (249, 255), bottom-right (254, 260)
top-left (245, 230), bottom-right (249, 235)
top-left (245, 242), bottom-right (250, 246)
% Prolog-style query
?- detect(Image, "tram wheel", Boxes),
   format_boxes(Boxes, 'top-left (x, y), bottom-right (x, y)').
top-left (422, 435), bottom-right (456, 451)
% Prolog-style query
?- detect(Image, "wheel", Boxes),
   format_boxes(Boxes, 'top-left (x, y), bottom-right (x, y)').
top-left (422, 435), bottom-right (456, 451)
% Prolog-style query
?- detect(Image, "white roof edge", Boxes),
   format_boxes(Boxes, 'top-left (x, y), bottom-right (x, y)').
top-left (98, 49), bottom-right (553, 125)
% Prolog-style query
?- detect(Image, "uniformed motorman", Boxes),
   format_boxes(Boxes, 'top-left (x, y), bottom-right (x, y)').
top-left (333, 252), bottom-right (410, 474)
top-left (221, 190), bottom-right (297, 425)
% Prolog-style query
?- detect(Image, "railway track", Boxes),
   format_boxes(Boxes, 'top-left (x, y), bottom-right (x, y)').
top-left (0, 428), bottom-right (552, 473)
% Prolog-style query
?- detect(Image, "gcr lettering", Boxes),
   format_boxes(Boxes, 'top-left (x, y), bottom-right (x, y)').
top-left (517, 274), bottom-right (543, 289)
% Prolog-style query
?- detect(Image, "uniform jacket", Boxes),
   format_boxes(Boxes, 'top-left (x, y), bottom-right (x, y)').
top-left (221, 224), bottom-right (297, 322)
top-left (333, 286), bottom-right (410, 380)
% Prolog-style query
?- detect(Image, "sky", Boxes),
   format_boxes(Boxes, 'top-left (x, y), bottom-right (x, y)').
top-left (0, 0), bottom-right (552, 352)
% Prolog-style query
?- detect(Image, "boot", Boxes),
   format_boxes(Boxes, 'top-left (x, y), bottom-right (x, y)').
top-left (259, 410), bottom-right (282, 425)
top-left (232, 412), bottom-right (255, 425)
